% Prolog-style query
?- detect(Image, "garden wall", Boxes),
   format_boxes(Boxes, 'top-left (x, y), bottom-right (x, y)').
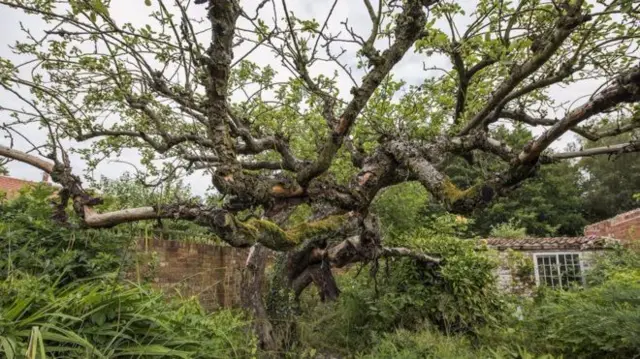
top-left (130, 239), bottom-right (251, 311)
top-left (584, 208), bottom-right (640, 242)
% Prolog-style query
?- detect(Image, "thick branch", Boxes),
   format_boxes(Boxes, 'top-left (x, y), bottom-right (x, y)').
top-left (296, 0), bottom-right (435, 185)
top-left (459, 5), bottom-right (591, 135)
top-left (0, 145), bottom-right (54, 173)
top-left (519, 65), bottom-right (640, 163)
top-left (325, 236), bottom-right (441, 268)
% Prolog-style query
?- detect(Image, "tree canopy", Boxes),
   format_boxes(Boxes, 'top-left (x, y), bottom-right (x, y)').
top-left (579, 133), bottom-right (640, 222)
top-left (2, 0), bottom-right (639, 247)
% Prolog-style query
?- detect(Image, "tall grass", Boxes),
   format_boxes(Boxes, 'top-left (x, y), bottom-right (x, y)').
top-left (0, 274), bottom-right (256, 358)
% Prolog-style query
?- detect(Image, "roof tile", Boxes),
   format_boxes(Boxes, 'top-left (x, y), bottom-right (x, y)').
top-left (482, 236), bottom-right (619, 251)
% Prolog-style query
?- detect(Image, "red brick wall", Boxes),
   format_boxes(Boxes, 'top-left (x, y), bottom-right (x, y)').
top-left (131, 239), bottom-right (251, 311)
top-left (584, 208), bottom-right (640, 242)
top-left (0, 175), bottom-right (59, 199)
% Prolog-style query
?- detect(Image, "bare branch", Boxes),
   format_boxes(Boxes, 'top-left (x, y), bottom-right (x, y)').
top-left (549, 140), bottom-right (640, 160)
top-left (0, 144), bottom-right (54, 173)
top-left (519, 64), bottom-right (640, 163)
top-left (296, 0), bottom-right (436, 185)
top-left (459, 2), bottom-right (592, 135)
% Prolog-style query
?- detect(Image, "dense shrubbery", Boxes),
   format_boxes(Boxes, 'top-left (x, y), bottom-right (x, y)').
top-left (295, 218), bottom-right (640, 359)
top-left (0, 186), bottom-right (255, 358)
top-left (297, 221), bottom-right (506, 357)
top-left (0, 274), bottom-right (255, 358)
top-left (359, 329), bottom-right (557, 359)
top-left (0, 185), bottom-right (133, 284)
top-left (479, 267), bottom-right (640, 359)
top-left (3, 186), bottom-right (640, 358)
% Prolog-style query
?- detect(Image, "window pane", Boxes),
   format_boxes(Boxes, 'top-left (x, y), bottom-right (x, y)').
top-left (534, 254), bottom-right (586, 290)
top-left (557, 254), bottom-right (583, 289)
top-left (549, 256), bottom-right (558, 288)
top-left (536, 255), bottom-right (559, 289)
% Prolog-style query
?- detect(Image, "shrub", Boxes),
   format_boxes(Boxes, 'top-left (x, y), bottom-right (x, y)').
top-left (529, 270), bottom-right (640, 358)
top-left (297, 223), bottom-right (505, 356)
top-left (383, 226), bottom-right (505, 334)
top-left (585, 243), bottom-right (640, 285)
top-left (0, 185), bottom-right (133, 285)
top-left (358, 328), bottom-right (558, 359)
top-left (0, 274), bottom-right (256, 358)
top-left (489, 220), bottom-right (527, 239)
top-left (483, 269), bottom-right (640, 359)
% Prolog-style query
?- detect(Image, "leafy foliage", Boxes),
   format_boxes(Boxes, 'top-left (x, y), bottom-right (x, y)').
top-left (487, 269), bottom-right (640, 359)
top-left (370, 182), bottom-right (431, 238)
top-left (0, 275), bottom-right (255, 358)
top-left (0, 185), bottom-right (132, 285)
top-left (359, 328), bottom-right (557, 359)
top-left (298, 221), bottom-right (504, 356)
top-left (299, 246), bottom-right (640, 359)
top-left (489, 221), bottom-right (528, 239)
top-left (585, 243), bottom-right (640, 286)
top-left (480, 162), bottom-right (587, 237)
top-left (579, 134), bottom-right (640, 222)
top-left (0, 185), bottom-right (255, 358)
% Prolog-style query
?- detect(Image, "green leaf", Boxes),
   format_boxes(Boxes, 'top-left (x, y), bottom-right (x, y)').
top-left (113, 345), bottom-right (193, 358)
top-left (0, 336), bottom-right (16, 359)
top-left (91, 0), bottom-right (109, 16)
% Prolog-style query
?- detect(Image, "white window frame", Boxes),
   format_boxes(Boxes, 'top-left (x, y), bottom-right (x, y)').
top-left (533, 252), bottom-right (586, 289)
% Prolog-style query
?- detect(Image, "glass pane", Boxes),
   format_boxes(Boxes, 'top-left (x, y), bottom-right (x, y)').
top-left (557, 254), bottom-right (583, 289)
top-left (536, 255), bottom-right (559, 289)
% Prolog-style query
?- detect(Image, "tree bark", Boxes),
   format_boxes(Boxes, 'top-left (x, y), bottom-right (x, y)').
top-left (240, 244), bottom-right (276, 353)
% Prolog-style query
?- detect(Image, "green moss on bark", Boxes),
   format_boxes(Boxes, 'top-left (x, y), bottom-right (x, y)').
top-left (245, 218), bottom-right (296, 250)
top-left (241, 214), bottom-right (348, 250)
top-left (286, 214), bottom-right (349, 243)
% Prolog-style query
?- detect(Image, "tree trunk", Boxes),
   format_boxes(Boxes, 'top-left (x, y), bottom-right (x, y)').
top-left (293, 261), bottom-right (340, 302)
top-left (264, 250), bottom-right (342, 352)
top-left (240, 244), bottom-right (277, 353)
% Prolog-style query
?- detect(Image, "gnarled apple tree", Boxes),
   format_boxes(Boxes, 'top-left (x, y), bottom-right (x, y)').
top-left (1, 0), bottom-right (640, 350)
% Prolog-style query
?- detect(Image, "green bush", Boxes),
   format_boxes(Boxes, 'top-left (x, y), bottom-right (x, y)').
top-left (0, 185), bottom-right (133, 285)
top-left (382, 225), bottom-right (505, 334)
top-left (356, 268), bottom-right (640, 359)
top-left (359, 328), bottom-right (558, 359)
top-left (297, 223), bottom-right (505, 356)
top-left (482, 269), bottom-right (640, 359)
top-left (489, 221), bottom-right (528, 239)
top-left (530, 270), bottom-right (640, 358)
top-left (585, 244), bottom-right (640, 285)
top-left (0, 274), bottom-right (256, 358)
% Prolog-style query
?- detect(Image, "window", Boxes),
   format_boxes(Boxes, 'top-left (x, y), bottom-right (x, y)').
top-left (534, 253), bottom-right (584, 289)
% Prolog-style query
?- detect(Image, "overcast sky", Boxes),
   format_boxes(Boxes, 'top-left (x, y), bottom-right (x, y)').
top-left (0, 0), bottom-right (590, 196)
